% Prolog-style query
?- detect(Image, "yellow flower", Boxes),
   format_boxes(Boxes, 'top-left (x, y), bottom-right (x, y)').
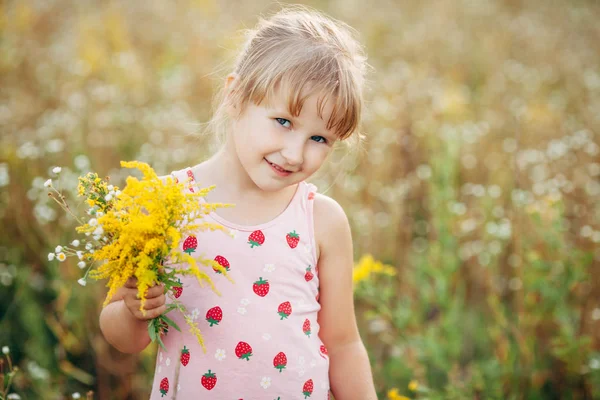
top-left (408, 380), bottom-right (419, 391)
top-left (77, 161), bottom-right (232, 350)
top-left (353, 254), bottom-right (396, 284)
top-left (387, 388), bottom-right (411, 400)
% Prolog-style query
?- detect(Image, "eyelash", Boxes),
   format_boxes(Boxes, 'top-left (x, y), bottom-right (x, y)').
top-left (275, 118), bottom-right (328, 144)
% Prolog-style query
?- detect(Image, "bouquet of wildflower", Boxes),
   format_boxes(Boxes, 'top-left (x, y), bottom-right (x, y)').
top-left (46, 161), bottom-right (232, 351)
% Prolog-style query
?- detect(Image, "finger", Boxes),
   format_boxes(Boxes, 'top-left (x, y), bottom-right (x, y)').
top-left (124, 277), bottom-right (138, 288)
top-left (137, 305), bottom-right (166, 320)
top-left (141, 295), bottom-right (166, 310)
top-left (146, 284), bottom-right (165, 298)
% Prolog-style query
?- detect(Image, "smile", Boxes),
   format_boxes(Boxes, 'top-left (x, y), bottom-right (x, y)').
top-left (265, 158), bottom-right (293, 177)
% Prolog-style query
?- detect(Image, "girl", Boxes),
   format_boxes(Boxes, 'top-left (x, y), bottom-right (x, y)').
top-left (99, 6), bottom-right (377, 399)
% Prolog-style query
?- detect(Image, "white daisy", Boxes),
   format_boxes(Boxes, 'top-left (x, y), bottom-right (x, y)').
top-left (229, 229), bottom-right (238, 239)
top-left (215, 348), bottom-right (226, 361)
top-left (190, 308), bottom-right (200, 320)
top-left (93, 226), bottom-right (104, 236)
top-left (157, 365), bottom-right (162, 374)
top-left (52, 167), bottom-right (62, 174)
top-left (237, 307), bottom-right (247, 315)
top-left (240, 298), bottom-right (250, 306)
top-left (48, 253), bottom-right (55, 261)
top-left (2, 346), bottom-right (9, 354)
top-left (105, 193), bottom-right (113, 201)
top-left (57, 253), bottom-right (66, 262)
top-left (88, 219), bottom-right (97, 227)
top-left (165, 357), bottom-right (170, 366)
top-left (159, 352), bottom-right (163, 362)
top-left (77, 261), bottom-right (85, 269)
top-left (260, 376), bottom-right (272, 389)
top-left (44, 179), bottom-right (52, 187)
top-left (77, 278), bottom-right (86, 286)
top-left (77, 251), bottom-right (84, 260)
top-left (262, 333), bottom-right (272, 341)
top-left (55, 245), bottom-right (63, 253)
top-left (71, 240), bottom-right (80, 247)
top-left (107, 185), bottom-right (114, 191)
top-left (263, 263), bottom-right (276, 273)
top-left (85, 242), bottom-right (93, 250)
top-left (298, 368), bottom-right (305, 377)
top-left (72, 393), bottom-right (81, 399)
top-left (310, 359), bottom-right (317, 368)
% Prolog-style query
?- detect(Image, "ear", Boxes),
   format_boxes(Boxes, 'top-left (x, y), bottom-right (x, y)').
top-left (224, 73), bottom-right (240, 117)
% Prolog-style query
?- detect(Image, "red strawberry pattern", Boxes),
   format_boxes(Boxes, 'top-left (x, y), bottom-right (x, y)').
top-left (186, 169), bottom-right (196, 193)
top-left (308, 191), bottom-right (315, 200)
top-left (278, 301), bottom-right (292, 320)
top-left (206, 306), bottom-right (223, 327)
top-left (159, 377), bottom-right (169, 397)
top-left (235, 341), bottom-right (253, 360)
top-left (253, 277), bottom-right (270, 297)
top-left (303, 379), bottom-right (314, 398)
top-left (248, 230), bottom-right (265, 248)
top-left (273, 351), bottom-right (287, 372)
top-left (182, 235), bottom-right (198, 254)
top-left (213, 255), bottom-right (230, 274)
top-left (201, 369), bottom-right (217, 390)
top-left (319, 345), bottom-right (328, 359)
top-left (286, 230), bottom-right (300, 248)
top-left (305, 266), bottom-right (314, 282)
top-left (303, 319), bottom-right (311, 337)
top-left (172, 279), bottom-right (183, 298)
top-left (180, 345), bottom-right (191, 366)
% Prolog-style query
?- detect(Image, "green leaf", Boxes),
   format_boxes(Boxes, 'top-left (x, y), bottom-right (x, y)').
top-left (156, 334), bottom-right (167, 351)
top-left (148, 319), bottom-right (157, 343)
top-left (161, 314), bottom-right (181, 332)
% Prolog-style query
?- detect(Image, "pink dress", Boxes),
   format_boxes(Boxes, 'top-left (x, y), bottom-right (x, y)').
top-left (149, 167), bottom-right (330, 399)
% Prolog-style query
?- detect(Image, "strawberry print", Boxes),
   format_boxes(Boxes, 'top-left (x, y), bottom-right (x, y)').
top-left (180, 345), bottom-right (190, 366)
top-left (303, 379), bottom-right (314, 398)
top-left (172, 279), bottom-right (183, 298)
top-left (235, 341), bottom-right (253, 360)
top-left (213, 255), bottom-right (230, 274)
top-left (248, 230), bottom-right (265, 248)
top-left (308, 191), bottom-right (315, 200)
top-left (286, 230), bottom-right (300, 248)
top-left (159, 377), bottom-right (169, 397)
top-left (182, 235), bottom-right (198, 254)
top-left (273, 351), bottom-right (287, 372)
top-left (278, 301), bottom-right (292, 320)
top-left (253, 277), bottom-right (270, 297)
top-left (206, 306), bottom-right (223, 327)
top-left (320, 344), bottom-right (328, 355)
top-left (201, 369), bottom-right (217, 390)
top-left (186, 169), bottom-right (196, 193)
top-left (303, 319), bottom-right (311, 337)
top-left (305, 266), bottom-right (314, 282)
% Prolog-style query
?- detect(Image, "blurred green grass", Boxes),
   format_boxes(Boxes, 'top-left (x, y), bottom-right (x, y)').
top-left (1, 0), bottom-right (600, 399)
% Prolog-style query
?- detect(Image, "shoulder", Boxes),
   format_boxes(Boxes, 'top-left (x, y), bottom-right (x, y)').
top-left (313, 192), bottom-right (352, 259)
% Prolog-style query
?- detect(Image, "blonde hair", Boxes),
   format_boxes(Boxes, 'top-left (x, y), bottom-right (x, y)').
top-left (208, 5), bottom-right (368, 146)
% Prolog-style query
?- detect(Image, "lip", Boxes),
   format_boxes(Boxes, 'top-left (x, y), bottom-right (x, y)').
top-left (265, 158), bottom-right (293, 177)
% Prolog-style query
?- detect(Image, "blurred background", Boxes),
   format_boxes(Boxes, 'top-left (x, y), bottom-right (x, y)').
top-left (1, 0), bottom-right (600, 399)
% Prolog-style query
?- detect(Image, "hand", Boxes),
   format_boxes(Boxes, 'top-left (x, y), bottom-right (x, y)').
top-left (122, 277), bottom-right (167, 321)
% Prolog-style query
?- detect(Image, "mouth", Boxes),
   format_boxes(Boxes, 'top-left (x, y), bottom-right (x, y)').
top-left (264, 158), bottom-right (293, 176)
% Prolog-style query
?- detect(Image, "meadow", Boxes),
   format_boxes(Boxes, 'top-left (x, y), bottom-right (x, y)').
top-left (1, 0), bottom-right (599, 399)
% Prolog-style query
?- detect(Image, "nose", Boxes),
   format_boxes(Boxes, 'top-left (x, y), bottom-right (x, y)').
top-left (280, 137), bottom-right (304, 167)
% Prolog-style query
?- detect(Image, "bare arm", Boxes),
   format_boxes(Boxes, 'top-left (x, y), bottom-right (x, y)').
top-left (314, 194), bottom-right (377, 400)
top-left (99, 278), bottom-right (166, 354)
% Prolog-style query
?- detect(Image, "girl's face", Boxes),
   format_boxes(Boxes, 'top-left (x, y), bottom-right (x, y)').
top-left (229, 87), bottom-right (339, 193)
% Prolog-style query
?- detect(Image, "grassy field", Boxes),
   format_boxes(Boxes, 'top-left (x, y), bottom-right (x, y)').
top-left (1, 0), bottom-right (599, 398)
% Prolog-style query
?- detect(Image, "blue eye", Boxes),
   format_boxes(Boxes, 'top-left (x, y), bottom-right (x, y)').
top-left (311, 136), bottom-right (327, 144)
top-left (275, 118), bottom-right (291, 128)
